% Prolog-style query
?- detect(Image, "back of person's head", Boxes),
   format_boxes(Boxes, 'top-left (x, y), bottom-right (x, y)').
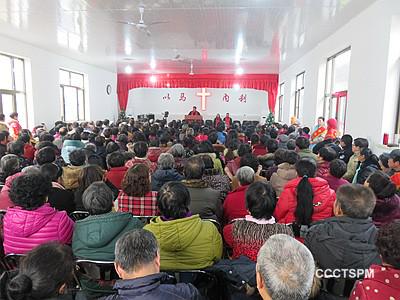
top-left (121, 164), bottom-right (150, 197)
top-left (59, 127), bottom-right (67, 137)
top-left (379, 153), bottom-right (390, 169)
top-left (201, 154), bottom-right (214, 170)
top-left (360, 147), bottom-right (374, 161)
top-left (106, 141), bottom-right (120, 154)
top-left (250, 134), bottom-right (260, 145)
top-left (257, 234), bottom-right (315, 300)
top-left (318, 146), bottom-right (337, 162)
top-left (340, 134), bottom-right (353, 147)
top-left (283, 150), bottom-right (299, 165)
top-left (238, 143), bottom-right (252, 157)
top-left (114, 229), bottom-right (159, 276)
top-left (117, 134), bottom-right (128, 145)
top-left (376, 221), bottom-right (400, 269)
top-left (0, 154), bottom-right (20, 179)
top-left (9, 173), bottom-right (51, 210)
top-left (335, 184), bottom-right (376, 219)
top-left (69, 149), bottom-right (86, 166)
top-left (237, 166), bottom-right (255, 186)
top-left (240, 153), bottom-right (259, 173)
top-left (286, 140), bottom-right (296, 150)
top-left (39, 133), bottom-right (54, 143)
top-left (106, 151), bottom-right (125, 169)
top-left (3, 242), bottom-right (75, 300)
top-left (208, 132), bottom-right (218, 144)
top-left (246, 181), bottom-right (276, 220)
top-left (266, 139), bottom-right (278, 153)
top-left (169, 143), bottom-right (184, 158)
top-left (302, 127), bottom-right (310, 134)
top-left (184, 156), bottom-right (205, 180)
top-left (82, 182), bottom-right (113, 215)
top-left (274, 148), bottom-right (287, 165)
top-left (133, 141), bottom-right (148, 158)
top-left (77, 165), bottom-right (104, 192)
top-left (7, 141), bottom-right (24, 156)
top-left (329, 159), bottom-right (347, 179)
top-left (36, 147), bottom-right (56, 166)
top-left (9, 112), bottom-right (18, 119)
top-left (18, 132), bottom-right (31, 144)
top-left (353, 137), bottom-right (369, 149)
top-left (157, 181), bottom-right (190, 219)
top-left (295, 137), bottom-right (310, 150)
top-left (294, 158), bottom-right (317, 225)
top-left (366, 171), bottom-right (397, 199)
top-left (40, 163), bottom-right (62, 182)
top-left (389, 149), bottom-right (400, 163)
top-left (157, 153), bottom-right (175, 170)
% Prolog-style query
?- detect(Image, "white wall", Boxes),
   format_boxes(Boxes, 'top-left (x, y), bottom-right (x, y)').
top-left (126, 88), bottom-right (269, 122)
top-left (0, 34), bottom-right (118, 129)
top-left (279, 0), bottom-right (400, 146)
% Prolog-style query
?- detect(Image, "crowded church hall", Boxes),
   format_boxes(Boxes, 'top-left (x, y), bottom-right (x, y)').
top-left (0, 0), bottom-right (400, 299)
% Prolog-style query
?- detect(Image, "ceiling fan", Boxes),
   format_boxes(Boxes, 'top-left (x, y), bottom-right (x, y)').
top-left (118, 5), bottom-right (168, 36)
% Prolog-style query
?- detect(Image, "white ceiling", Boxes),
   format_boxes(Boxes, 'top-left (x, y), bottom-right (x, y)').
top-left (0, 0), bottom-right (377, 74)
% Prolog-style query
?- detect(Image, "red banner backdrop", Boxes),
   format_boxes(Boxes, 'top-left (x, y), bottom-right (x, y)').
top-left (117, 73), bottom-right (279, 113)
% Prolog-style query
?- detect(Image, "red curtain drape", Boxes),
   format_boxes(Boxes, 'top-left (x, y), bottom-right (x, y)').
top-left (117, 73), bottom-right (279, 113)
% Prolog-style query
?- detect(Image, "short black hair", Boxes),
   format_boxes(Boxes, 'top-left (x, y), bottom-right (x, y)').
top-left (69, 149), bottom-right (86, 166)
top-left (133, 141), bottom-right (148, 158)
top-left (0, 131), bottom-right (9, 142)
top-left (353, 138), bottom-right (369, 149)
top-left (340, 134), bottom-right (353, 147)
top-left (106, 152), bottom-right (125, 168)
top-left (336, 184), bottom-right (376, 219)
top-left (208, 132), bottom-right (218, 144)
top-left (40, 163), bottom-right (63, 182)
top-left (240, 153), bottom-right (259, 172)
top-left (19, 132), bottom-right (31, 144)
top-left (36, 147), bottom-right (56, 166)
top-left (274, 148), bottom-right (287, 165)
top-left (379, 153), bottom-right (390, 168)
top-left (184, 156), bottom-right (205, 180)
top-left (82, 182), bottom-right (114, 215)
top-left (246, 181), bottom-right (277, 220)
top-left (238, 143), bottom-right (252, 157)
top-left (266, 139), bottom-right (278, 153)
top-left (39, 133), bottom-right (55, 142)
top-left (295, 137), bottom-right (310, 150)
top-left (318, 147), bottom-right (337, 162)
top-left (389, 149), bottom-right (400, 163)
top-left (376, 220), bottom-right (400, 268)
top-left (157, 181), bottom-right (190, 219)
top-left (286, 140), bottom-right (296, 150)
top-left (106, 141), bottom-right (120, 154)
top-left (9, 173), bottom-right (51, 210)
top-left (329, 159), bottom-right (347, 178)
top-left (283, 150), bottom-right (299, 165)
top-left (7, 141), bottom-right (25, 156)
top-left (250, 134), bottom-right (260, 145)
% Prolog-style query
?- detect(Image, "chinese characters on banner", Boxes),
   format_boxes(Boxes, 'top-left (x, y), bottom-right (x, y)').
top-left (162, 91), bottom-right (247, 104)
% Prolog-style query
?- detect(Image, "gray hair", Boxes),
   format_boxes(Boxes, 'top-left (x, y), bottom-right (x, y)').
top-left (336, 184), bottom-right (376, 219)
top-left (236, 166), bottom-right (255, 185)
top-left (82, 182), bottom-right (113, 215)
top-left (157, 153), bottom-right (175, 170)
top-left (169, 143), bottom-right (185, 158)
top-left (115, 229), bottom-right (159, 273)
top-left (257, 234), bottom-right (315, 300)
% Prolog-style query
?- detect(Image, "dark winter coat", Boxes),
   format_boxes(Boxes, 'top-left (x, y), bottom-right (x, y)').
top-left (151, 169), bottom-right (184, 191)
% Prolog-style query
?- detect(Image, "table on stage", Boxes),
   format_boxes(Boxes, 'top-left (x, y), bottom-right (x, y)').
top-left (184, 115), bottom-right (203, 124)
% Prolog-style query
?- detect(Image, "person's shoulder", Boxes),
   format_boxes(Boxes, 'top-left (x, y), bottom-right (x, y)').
top-left (160, 282), bottom-right (200, 299)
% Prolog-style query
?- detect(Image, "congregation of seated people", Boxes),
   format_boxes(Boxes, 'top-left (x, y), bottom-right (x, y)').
top-left (0, 113), bottom-right (398, 299)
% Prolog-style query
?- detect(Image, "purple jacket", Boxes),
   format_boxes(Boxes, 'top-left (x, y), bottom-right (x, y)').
top-left (372, 194), bottom-right (400, 227)
top-left (324, 174), bottom-right (348, 192)
top-left (3, 203), bottom-right (74, 254)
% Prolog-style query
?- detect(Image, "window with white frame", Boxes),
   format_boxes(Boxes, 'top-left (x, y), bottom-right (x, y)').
top-left (0, 53), bottom-right (27, 127)
top-left (59, 69), bottom-right (85, 121)
top-left (278, 82), bottom-right (285, 122)
top-left (324, 47), bottom-right (351, 134)
top-left (294, 72), bottom-right (305, 119)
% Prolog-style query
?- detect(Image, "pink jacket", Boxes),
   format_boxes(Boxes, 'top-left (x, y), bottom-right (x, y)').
top-left (0, 173), bottom-right (23, 210)
top-left (3, 203), bottom-right (74, 254)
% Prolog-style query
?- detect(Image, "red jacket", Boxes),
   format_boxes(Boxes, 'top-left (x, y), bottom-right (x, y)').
top-left (274, 177), bottom-right (335, 224)
top-left (105, 166), bottom-right (128, 190)
top-left (147, 147), bottom-right (162, 163)
top-left (0, 173), bottom-right (22, 210)
top-left (23, 143), bottom-right (35, 161)
top-left (252, 144), bottom-right (267, 157)
top-left (350, 264), bottom-right (400, 300)
top-left (316, 160), bottom-right (330, 179)
top-left (223, 185), bottom-right (249, 223)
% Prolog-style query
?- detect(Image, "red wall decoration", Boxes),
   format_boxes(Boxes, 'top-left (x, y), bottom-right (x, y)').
top-left (117, 73), bottom-right (279, 113)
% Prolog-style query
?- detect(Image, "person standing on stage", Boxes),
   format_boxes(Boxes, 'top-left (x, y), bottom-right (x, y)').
top-left (310, 116), bottom-right (326, 144)
top-left (214, 113), bottom-right (222, 128)
top-left (188, 106), bottom-right (201, 116)
top-left (224, 113), bottom-right (233, 130)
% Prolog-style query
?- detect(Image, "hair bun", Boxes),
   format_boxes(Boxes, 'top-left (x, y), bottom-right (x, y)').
top-left (7, 274), bottom-right (32, 296)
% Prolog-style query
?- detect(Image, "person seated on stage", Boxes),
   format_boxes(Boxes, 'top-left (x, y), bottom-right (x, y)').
top-left (224, 113), bottom-right (233, 129)
top-left (188, 106), bottom-right (201, 116)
